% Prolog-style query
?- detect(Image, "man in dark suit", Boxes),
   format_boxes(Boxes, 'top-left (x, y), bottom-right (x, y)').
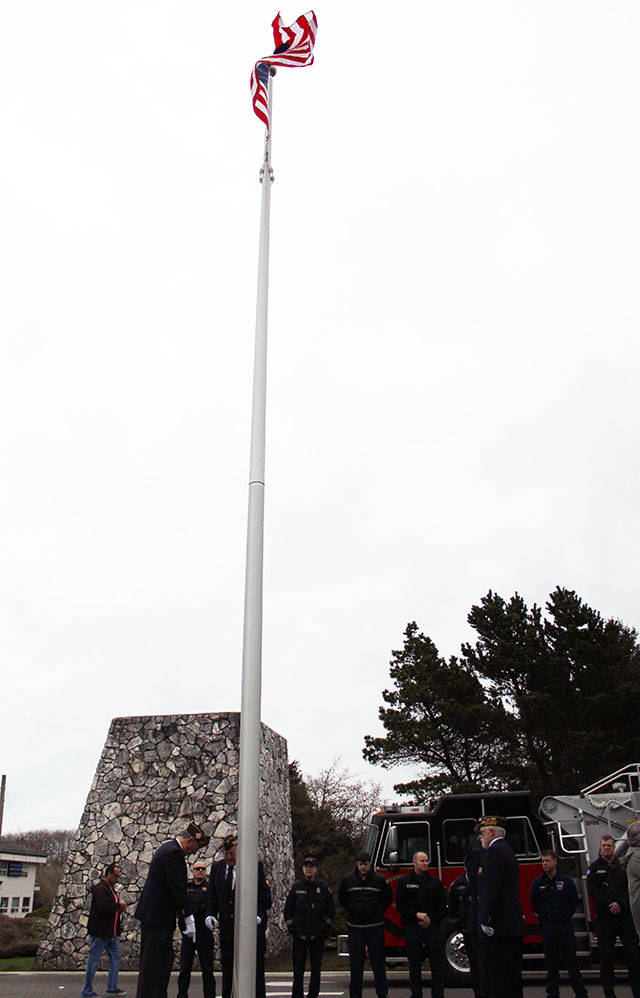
top-left (205, 833), bottom-right (272, 998)
top-left (477, 817), bottom-right (524, 998)
top-left (134, 821), bottom-right (209, 998)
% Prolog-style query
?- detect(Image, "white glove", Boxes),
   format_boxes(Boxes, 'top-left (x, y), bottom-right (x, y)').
top-left (480, 924), bottom-right (494, 937)
top-left (257, 916), bottom-right (262, 925)
top-left (205, 915), bottom-right (217, 932)
top-left (182, 914), bottom-right (196, 940)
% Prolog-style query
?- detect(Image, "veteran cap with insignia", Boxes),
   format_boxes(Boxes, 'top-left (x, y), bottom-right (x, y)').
top-left (302, 855), bottom-right (318, 866)
top-left (476, 815), bottom-right (504, 829)
top-left (186, 820), bottom-right (210, 848)
top-left (223, 834), bottom-right (239, 851)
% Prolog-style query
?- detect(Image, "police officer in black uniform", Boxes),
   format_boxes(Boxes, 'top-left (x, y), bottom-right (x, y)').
top-left (177, 857), bottom-right (215, 998)
top-left (134, 820), bottom-right (210, 998)
top-left (530, 849), bottom-right (587, 998)
top-left (205, 834), bottom-right (271, 998)
top-left (448, 844), bottom-right (484, 998)
top-left (284, 854), bottom-right (335, 998)
top-left (395, 850), bottom-right (447, 998)
top-left (587, 833), bottom-right (640, 998)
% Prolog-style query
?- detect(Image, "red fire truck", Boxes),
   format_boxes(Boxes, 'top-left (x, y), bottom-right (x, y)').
top-left (339, 788), bottom-right (550, 984)
top-left (339, 764), bottom-right (640, 983)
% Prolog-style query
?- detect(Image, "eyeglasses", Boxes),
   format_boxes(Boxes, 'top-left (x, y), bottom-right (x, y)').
top-left (194, 866), bottom-right (206, 871)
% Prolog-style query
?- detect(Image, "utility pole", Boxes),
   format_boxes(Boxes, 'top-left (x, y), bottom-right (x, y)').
top-left (0, 774), bottom-right (6, 838)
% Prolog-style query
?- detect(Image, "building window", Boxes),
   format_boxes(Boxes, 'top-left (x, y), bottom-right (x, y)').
top-left (22, 897), bottom-right (31, 913)
top-left (10, 897), bottom-right (20, 913)
top-left (0, 862), bottom-right (8, 877)
top-left (0, 898), bottom-right (8, 913)
top-left (7, 862), bottom-right (23, 877)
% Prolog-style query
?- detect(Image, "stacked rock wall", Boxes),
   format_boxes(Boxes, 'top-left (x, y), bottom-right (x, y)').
top-left (35, 712), bottom-right (293, 970)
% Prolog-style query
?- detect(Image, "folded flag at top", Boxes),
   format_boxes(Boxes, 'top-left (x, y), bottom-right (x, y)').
top-left (250, 11), bottom-right (318, 131)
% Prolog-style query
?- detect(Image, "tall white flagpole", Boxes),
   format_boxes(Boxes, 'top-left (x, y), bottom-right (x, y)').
top-left (234, 68), bottom-right (274, 998)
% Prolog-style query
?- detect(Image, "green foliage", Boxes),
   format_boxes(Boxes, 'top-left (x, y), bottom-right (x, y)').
top-left (289, 759), bottom-right (382, 932)
top-left (0, 914), bottom-right (44, 959)
top-left (364, 587), bottom-right (640, 800)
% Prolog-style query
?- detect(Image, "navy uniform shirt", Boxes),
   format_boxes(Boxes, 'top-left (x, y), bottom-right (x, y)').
top-left (530, 872), bottom-right (579, 923)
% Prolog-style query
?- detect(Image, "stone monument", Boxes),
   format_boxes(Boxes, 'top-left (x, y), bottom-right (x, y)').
top-left (35, 711), bottom-right (294, 970)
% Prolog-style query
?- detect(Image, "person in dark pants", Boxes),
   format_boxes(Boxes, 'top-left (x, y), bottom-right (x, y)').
top-left (205, 833), bottom-right (272, 998)
top-left (81, 861), bottom-right (127, 997)
top-left (587, 833), bottom-right (640, 998)
top-left (284, 854), bottom-right (335, 998)
top-left (448, 846), bottom-right (483, 998)
top-left (396, 850), bottom-right (447, 998)
top-left (338, 851), bottom-right (393, 998)
top-left (476, 817), bottom-right (524, 998)
top-left (177, 857), bottom-right (215, 998)
top-left (530, 849), bottom-right (587, 998)
top-left (134, 821), bottom-right (210, 998)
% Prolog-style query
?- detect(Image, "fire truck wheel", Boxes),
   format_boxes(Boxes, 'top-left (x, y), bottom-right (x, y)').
top-left (441, 918), bottom-right (471, 986)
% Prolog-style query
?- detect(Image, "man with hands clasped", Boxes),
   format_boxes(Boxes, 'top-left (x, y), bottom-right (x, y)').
top-left (587, 833), bottom-right (640, 998)
top-left (396, 851), bottom-right (447, 998)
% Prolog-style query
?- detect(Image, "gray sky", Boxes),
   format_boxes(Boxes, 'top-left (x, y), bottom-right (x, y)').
top-left (1, 1), bottom-right (639, 834)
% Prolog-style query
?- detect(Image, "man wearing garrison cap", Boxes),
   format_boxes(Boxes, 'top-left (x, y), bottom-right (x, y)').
top-left (206, 833), bottom-right (272, 998)
top-left (476, 817), bottom-right (524, 998)
top-left (134, 820), bottom-right (210, 998)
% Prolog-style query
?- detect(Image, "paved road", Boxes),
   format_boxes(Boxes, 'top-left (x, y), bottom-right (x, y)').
top-left (0, 970), bottom-right (633, 996)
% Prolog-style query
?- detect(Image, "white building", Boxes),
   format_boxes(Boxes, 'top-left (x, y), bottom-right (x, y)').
top-left (0, 841), bottom-right (47, 918)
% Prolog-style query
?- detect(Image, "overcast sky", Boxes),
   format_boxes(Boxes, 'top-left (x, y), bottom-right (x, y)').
top-left (1, 1), bottom-right (639, 835)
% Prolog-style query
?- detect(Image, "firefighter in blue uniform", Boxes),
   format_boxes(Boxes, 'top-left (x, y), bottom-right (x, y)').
top-left (134, 820), bottom-right (210, 998)
top-left (476, 816), bottom-right (524, 998)
top-left (530, 849), bottom-right (587, 998)
top-left (587, 833), bottom-right (640, 998)
top-left (177, 857), bottom-right (215, 998)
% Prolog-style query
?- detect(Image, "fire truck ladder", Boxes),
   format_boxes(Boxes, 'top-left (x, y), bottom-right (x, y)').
top-left (539, 763), bottom-right (640, 955)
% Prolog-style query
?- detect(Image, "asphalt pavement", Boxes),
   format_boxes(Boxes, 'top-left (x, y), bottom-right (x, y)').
top-left (0, 970), bottom-right (633, 997)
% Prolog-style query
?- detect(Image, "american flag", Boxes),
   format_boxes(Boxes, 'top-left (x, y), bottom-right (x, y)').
top-left (250, 11), bottom-right (318, 131)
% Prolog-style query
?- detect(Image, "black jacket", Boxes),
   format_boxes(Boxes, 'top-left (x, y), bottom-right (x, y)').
top-left (395, 870), bottom-right (447, 928)
top-left (134, 839), bottom-right (193, 932)
top-left (283, 877), bottom-right (335, 939)
top-left (530, 872), bottom-right (579, 923)
top-left (186, 877), bottom-right (211, 929)
top-left (207, 859), bottom-right (271, 931)
top-left (587, 855), bottom-right (631, 920)
top-left (448, 873), bottom-right (473, 933)
top-left (464, 845), bottom-right (483, 933)
top-left (338, 868), bottom-right (392, 930)
top-left (87, 879), bottom-right (122, 939)
top-left (477, 837), bottom-right (525, 937)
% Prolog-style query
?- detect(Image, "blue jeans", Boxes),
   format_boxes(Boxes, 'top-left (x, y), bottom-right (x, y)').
top-left (81, 934), bottom-right (121, 995)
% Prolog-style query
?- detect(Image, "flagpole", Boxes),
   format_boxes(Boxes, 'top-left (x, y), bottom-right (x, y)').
top-left (234, 68), bottom-right (274, 998)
